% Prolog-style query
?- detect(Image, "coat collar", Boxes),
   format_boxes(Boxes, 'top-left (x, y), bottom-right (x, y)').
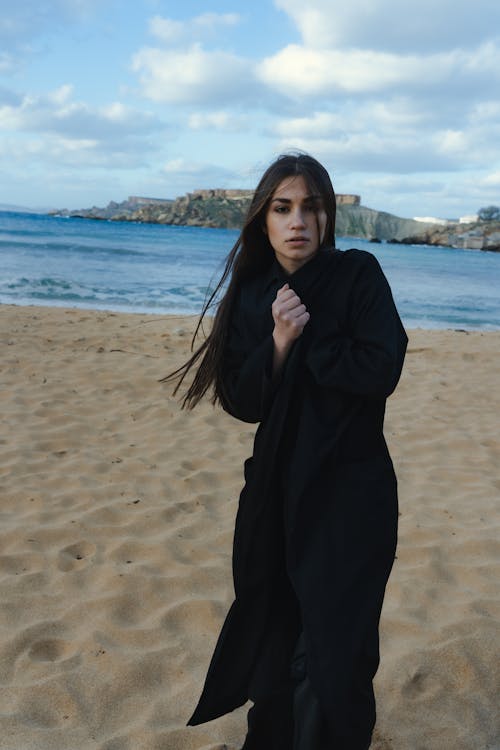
top-left (262, 245), bottom-right (339, 297)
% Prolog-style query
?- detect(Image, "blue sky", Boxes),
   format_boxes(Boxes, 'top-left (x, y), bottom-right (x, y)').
top-left (1, 0), bottom-right (499, 218)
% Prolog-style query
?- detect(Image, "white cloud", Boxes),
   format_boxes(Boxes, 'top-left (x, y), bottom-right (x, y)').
top-left (347, 170), bottom-right (492, 219)
top-left (270, 86), bottom-right (500, 177)
top-left (163, 158), bottom-right (189, 174)
top-left (48, 84), bottom-right (74, 105)
top-left (481, 171), bottom-right (500, 187)
top-left (358, 99), bottom-right (428, 129)
top-left (275, 0), bottom-right (500, 52)
top-left (274, 129), bottom-right (467, 175)
top-left (0, 86), bottom-right (165, 141)
top-left (0, 102), bottom-right (23, 129)
top-left (274, 105), bottom-right (500, 178)
top-left (434, 129), bottom-right (468, 156)
top-left (192, 12), bottom-right (240, 30)
top-left (149, 12), bottom-right (240, 44)
top-left (462, 39), bottom-right (500, 74)
top-left (161, 158), bottom-right (239, 194)
top-left (258, 45), bottom-right (427, 96)
top-left (258, 42), bottom-right (500, 98)
top-left (163, 157), bottom-right (233, 177)
top-left (132, 43), bottom-right (255, 105)
top-left (149, 16), bottom-right (184, 44)
top-left (0, 134), bottom-right (95, 161)
top-left (0, 131), bottom-right (154, 171)
top-left (188, 110), bottom-right (247, 132)
top-left (0, 85), bottom-right (169, 176)
top-left (272, 112), bottom-right (345, 138)
top-left (271, 101), bottom-right (426, 142)
top-left (132, 11), bottom-right (257, 107)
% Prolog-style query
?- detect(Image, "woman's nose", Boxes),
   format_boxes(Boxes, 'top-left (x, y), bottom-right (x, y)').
top-left (289, 208), bottom-right (306, 228)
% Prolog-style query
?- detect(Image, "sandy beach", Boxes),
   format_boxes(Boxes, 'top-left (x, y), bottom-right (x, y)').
top-left (0, 303), bottom-right (499, 750)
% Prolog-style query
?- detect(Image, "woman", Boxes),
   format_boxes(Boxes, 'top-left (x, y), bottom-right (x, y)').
top-left (164, 153), bottom-right (407, 749)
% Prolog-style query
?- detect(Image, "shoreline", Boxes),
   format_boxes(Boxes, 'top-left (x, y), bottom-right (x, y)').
top-left (1, 304), bottom-right (499, 749)
top-left (3, 301), bottom-right (500, 332)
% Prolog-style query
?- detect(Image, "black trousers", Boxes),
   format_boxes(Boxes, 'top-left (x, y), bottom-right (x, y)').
top-left (241, 633), bottom-right (373, 750)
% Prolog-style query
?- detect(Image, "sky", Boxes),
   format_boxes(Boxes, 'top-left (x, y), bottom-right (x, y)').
top-left (1, 0), bottom-right (499, 218)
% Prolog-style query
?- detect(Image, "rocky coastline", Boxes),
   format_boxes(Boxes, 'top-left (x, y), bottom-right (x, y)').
top-left (49, 191), bottom-right (499, 250)
top-left (398, 221), bottom-right (500, 252)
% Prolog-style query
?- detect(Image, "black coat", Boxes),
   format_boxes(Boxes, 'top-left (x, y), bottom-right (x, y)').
top-left (188, 247), bottom-right (408, 738)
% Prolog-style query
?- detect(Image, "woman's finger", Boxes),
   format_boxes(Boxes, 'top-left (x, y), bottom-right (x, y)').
top-left (276, 288), bottom-right (298, 304)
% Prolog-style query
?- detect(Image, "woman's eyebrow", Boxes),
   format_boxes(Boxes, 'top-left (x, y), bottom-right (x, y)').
top-left (271, 194), bottom-right (322, 203)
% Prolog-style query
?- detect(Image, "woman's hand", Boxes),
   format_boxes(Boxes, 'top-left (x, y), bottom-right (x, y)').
top-left (271, 283), bottom-right (309, 376)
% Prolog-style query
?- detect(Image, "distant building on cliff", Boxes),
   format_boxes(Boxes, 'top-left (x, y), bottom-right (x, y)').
top-left (127, 196), bottom-right (174, 206)
top-left (336, 194), bottom-right (361, 206)
top-left (188, 189), bottom-right (254, 201)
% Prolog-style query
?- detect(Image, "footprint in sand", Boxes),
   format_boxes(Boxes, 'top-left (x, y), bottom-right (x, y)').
top-left (28, 638), bottom-right (73, 663)
top-left (401, 666), bottom-right (441, 700)
top-left (401, 668), bottom-right (427, 697)
top-left (57, 541), bottom-right (96, 572)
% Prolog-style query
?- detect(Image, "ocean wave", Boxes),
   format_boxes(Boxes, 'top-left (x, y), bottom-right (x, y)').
top-left (3, 276), bottom-right (102, 303)
top-left (0, 275), bottom-right (213, 315)
top-left (0, 238), bottom-right (143, 257)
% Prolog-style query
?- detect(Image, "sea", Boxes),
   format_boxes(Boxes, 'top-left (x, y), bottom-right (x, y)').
top-left (1, 210), bottom-right (499, 330)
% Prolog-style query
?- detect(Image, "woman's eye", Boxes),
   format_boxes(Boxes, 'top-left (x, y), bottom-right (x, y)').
top-left (274, 206), bottom-right (288, 213)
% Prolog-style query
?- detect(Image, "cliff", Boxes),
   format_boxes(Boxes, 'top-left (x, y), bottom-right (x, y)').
top-left (335, 205), bottom-right (434, 242)
top-left (399, 221), bottom-right (500, 252)
top-left (50, 190), bottom-right (436, 240)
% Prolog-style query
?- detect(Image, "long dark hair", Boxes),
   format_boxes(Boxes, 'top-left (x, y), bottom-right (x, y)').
top-left (162, 152), bottom-right (336, 409)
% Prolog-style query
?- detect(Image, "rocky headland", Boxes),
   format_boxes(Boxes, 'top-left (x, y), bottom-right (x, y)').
top-left (50, 191), bottom-right (254, 229)
top-left (50, 191), bottom-right (499, 250)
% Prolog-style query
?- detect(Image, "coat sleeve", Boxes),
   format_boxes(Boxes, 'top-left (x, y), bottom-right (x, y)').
top-left (218, 291), bottom-right (281, 423)
top-left (305, 252), bottom-right (408, 399)
top-left (220, 335), bottom-right (276, 423)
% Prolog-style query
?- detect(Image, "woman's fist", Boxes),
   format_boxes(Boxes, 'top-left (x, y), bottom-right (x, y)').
top-left (272, 283), bottom-right (310, 349)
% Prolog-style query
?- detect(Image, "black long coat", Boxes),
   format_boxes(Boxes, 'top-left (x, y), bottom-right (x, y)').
top-left (188, 247), bottom-right (408, 739)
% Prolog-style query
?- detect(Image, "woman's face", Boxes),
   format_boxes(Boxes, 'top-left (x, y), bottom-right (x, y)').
top-left (265, 174), bottom-right (327, 275)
